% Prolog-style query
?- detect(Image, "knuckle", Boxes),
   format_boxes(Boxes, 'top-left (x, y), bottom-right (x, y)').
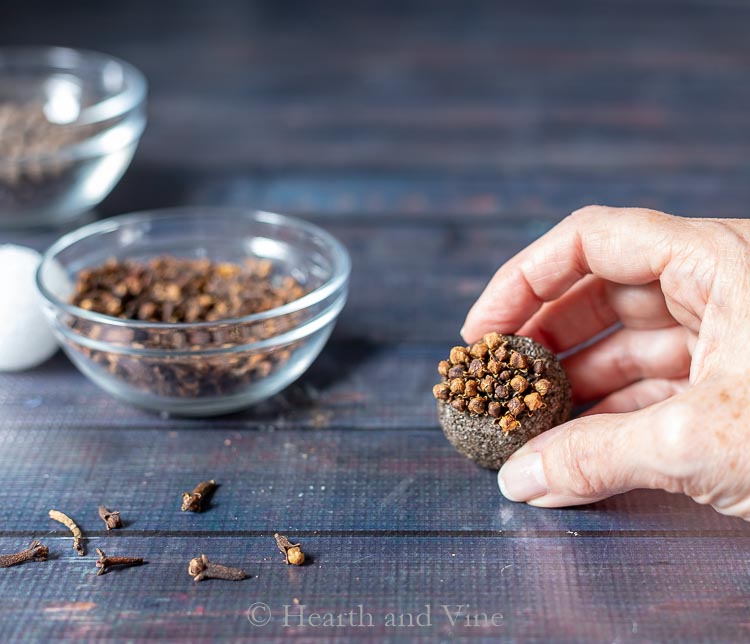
top-left (568, 205), bottom-right (605, 225)
top-left (653, 401), bottom-right (700, 481)
top-left (632, 207), bottom-right (673, 224)
top-left (611, 338), bottom-right (641, 382)
top-left (557, 424), bottom-right (607, 498)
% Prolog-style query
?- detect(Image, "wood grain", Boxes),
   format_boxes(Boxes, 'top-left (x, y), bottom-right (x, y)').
top-left (0, 535), bottom-right (747, 640)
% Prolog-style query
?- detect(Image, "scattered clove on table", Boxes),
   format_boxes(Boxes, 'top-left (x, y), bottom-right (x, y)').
top-left (49, 509), bottom-right (85, 556)
top-left (274, 533), bottom-right (305, 566)
top-left (188, 554), bottom-right (246, 582)
top-left (95, 548), bottom-right (145, 576)
top-left (98, 505), bottom-right (123, 530)
top-left (181, 479), bottom-right (217, 512)
top-left (0, 540), bottom-right (49, 568)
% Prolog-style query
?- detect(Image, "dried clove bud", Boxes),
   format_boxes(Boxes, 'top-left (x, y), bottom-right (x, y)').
top-left (480, 375), bottom-right (496, 394)
top-left (534, 379), bottom-right (551, 396)
top-left (438, 360), bottom-right (451, 377)
top-left (467, 397), bottom-right (486, 415)
top-left (499, 414), bottom-right (521, 433)
top-left (487, 401), bottom-right (502, 418)
top-left (189, 554), bottom-right (246, 581)
top-left (507, 397), bottom-right (526, 417)
top-left (487, 358), bottom-right (501, 376)
top-left (468, 359), bottom-right (486, 378)
top-left (449, 378), bottom-right (465, 395)
top-left (433, 383), bottom-right (451, 400)
top-left (469, 342), bottom-right (489, 360)
top-left (483, 332), bottom-right (503, 351)
top-left (0, 540), bottom-right (49, 568)
top-left (275, 533), bottom-right (305, 565)
top-left (494, 346), bottom-right (509, 362)
top-left (181, 480), bottom-right (217, 513)
top-left (498, 370), bottom-right (512, 381)
top-left (447, 365), bottom-right (465, 379)
top-left (524, 392), bottom-right (546, 412)
top-left (95, 548), bottom-right (145, 575)
top-left (98, 505), bottom-right (122, 530)
top-left (510, 375), bottom-right (529, 393)
top-left (495, 384), bottom-right (510, 399)
top-left (532, 359), bottom-right (546, 375)
top-left (451, 398), bottom-right (467, 412)
top-left (464, 379), bottom-right (479, 397)
top-left (449, 346), bottom-right (469, 365)
top-left (509, 351), bottom-right (528, 370)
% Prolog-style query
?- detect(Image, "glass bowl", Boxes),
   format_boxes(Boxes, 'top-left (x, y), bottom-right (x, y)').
top-left (36, 208), bottom-right (351, 416)
top-left (0, 46), bottom-right (147, 228)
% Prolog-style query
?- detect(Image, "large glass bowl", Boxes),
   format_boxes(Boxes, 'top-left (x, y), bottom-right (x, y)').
top-left (0, 46), bottom-right (147, 228)
top-left (36, 208), bottom-right (350, 416)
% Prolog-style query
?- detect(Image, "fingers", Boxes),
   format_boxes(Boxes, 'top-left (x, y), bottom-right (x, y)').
top-left (562, 326), bottom-right (692, 401)
top-left (497, 408), bottom-right (663, 507)
top-left (496, 362), bottom-right (750, 519)
top-left (581, 378), bottom-right (688, 415)
top-left (515, 276), bottom-right (616, 352)
top-left (517, 278), bottom-right (675, 354)
top-left (497, 381), bottom-right (750, 520)
top-left (462, 205), bottom-right (689, 343)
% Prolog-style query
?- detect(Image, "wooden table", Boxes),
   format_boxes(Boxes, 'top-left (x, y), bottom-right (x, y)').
top-left (2, 1), bottom-right (749, 640)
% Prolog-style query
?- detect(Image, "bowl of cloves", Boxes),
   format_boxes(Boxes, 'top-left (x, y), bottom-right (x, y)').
top-left (0, 46), bottom-right (147, 228)
top-left (36, 208), bottom-right (351, 416)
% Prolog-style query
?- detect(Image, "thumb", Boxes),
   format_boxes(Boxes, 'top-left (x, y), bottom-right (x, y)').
top-left (498, 402), bottom-right (686, 507)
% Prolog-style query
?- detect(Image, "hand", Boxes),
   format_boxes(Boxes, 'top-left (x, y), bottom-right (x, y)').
top-left (461, 206), bottom-right (750, 520)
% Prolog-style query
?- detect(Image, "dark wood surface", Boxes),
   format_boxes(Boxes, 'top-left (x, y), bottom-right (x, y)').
top-left (2, 1), bottom-right (750, 641)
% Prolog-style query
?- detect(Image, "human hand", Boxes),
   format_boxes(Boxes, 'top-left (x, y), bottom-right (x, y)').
top-left (461, 206), bottom-right (750, 520)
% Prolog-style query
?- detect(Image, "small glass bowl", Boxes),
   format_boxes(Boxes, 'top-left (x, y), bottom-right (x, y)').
top-left (0, 46), bottom-right (147, 228)
top-left (36, 208), bottom-right (351, 416)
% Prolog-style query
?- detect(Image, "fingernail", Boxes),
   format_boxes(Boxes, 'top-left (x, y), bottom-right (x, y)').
top-left (498, 452), bottom-right (548, 502)
top-left (459, 325), bottom-right (468, 341)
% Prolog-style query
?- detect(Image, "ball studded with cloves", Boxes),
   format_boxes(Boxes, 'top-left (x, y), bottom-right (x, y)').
top-left (433, 333), bottom-right (571, 469)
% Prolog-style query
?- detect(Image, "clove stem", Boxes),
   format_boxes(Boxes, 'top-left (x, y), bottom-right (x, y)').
top-left (0, 540), bottom-right (49, 568)
top-left (95, 548), bottom-right (145, 576)
top-left (188, 554), bottom-right (246, 582)
top-left (49, 509), bottom-right (84, 556)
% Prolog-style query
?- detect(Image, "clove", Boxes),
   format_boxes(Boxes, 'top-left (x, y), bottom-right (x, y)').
top-left (0, 540), bottom-right (49, 568)
top-left (274, 533), bottom-right (305, 566)
top-left (95, 548), bottom-right (145, 576)
top-left (49, 509), bottom-right (84, 556)
top-left (181, 479), bottom-right (217, 513)
top-left (98, 505), bottom-right (123, 530)
top-left (188, 554), bottom-right (246, 582)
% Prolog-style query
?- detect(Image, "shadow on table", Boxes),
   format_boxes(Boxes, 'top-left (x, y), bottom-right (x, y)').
top-left (225, 335), bottom-right (382, 422)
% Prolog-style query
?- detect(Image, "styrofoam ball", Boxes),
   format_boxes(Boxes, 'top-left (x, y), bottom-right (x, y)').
top-left (0, 244), bottom-right (70, 371)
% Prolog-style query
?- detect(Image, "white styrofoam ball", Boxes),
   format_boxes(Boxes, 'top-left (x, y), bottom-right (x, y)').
top-left (0, 244), bottom-right (71, 371)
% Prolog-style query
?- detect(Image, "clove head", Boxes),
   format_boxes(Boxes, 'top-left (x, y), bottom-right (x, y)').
top-left (181, 493), bottom-right (201, 512)
top-left (28, 540), bottom-right (49, 562)
top-left (286, 546), bottom-right (305, 566)
top-left (188, 554), bottom-right (209, 577)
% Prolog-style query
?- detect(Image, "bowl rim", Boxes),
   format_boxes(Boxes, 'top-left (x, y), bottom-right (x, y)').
top-left (36, 207), bottom-right (352, 330)
top-left (0, 45), bottom-right (147, 166)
